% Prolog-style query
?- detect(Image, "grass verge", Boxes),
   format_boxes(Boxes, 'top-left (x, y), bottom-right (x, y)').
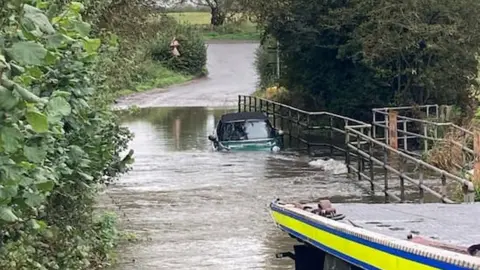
top-left (167, 12), bottom-right (261, 41)
top-left (115, 62), bottom-right (194, 98)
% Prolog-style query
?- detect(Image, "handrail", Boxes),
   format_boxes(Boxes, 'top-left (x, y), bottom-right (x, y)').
top-left (346, 125), bottom-right (475, 201)
top-left (372, 104), bottom-right (438, 112)
top-left (239, 95), bottom-right (476, 203)
top-left (372, 105), bottom-right (474, 172)
top-left (239, 95), bottom-right (367, 126)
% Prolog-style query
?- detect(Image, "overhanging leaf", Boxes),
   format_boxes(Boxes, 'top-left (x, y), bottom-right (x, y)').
top-left (0, 185), bottom-right (18, 202)
top-left (46, 33), bottom-right (67, 49)
top-left (72, 20), bottom-right (91, 37)
top-left (0, 54), bottom-right (8, 71)
top-left (70, 2), bottom-right (85, 13)
top-left (47, 96), bottom-right (71, 116)
top-left (0, 86), bottom-right (19, 110)
top-left (82, 38), bottom-right (101, 54)
top-left (52, 91), bottom-right (71, 98)
top-left (78, 172), bottom-right (93, 181)
top-left (28, 219), bottom-right (41, 230)
top-left (24, 192), bottom-right (44, 208)
top-left (24, 145), bottom-right (48, 163)
top-left (6, 41), bottom-right (47, 66)
top-left (26, 110), bottom-right (49, 133)
top-left (0, 207), bottom-right (18, 222)
top-left (23, 4), bottom-right (56, 35)
top-left (0, 126), bottom-right (23, 153)
top-left (44, 51), bottom-right (58, 65)
top-left (36, 180), bottom-right (55, 192)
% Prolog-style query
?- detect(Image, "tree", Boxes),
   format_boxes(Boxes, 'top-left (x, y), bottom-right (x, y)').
top-left (247, 0), bottom-right (480, 119)
top-left (175, 0), bottom-right (244, 26)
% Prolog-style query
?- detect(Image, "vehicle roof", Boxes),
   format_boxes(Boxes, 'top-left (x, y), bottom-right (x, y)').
top-left (220, 112), bottom-right (268, 122)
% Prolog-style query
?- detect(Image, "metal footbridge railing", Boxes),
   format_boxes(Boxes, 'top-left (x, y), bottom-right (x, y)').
top-left (238, 95), bottom-right (476, 203)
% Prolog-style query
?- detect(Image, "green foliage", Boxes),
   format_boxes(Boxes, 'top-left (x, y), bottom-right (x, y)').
top-left (86, 10), bottom-right (202, 98)
top-left (0, 1), bottom-right (132, 269)
top-left (150, 19), bottom-right (207, 76)
top-left (248, 0), bottom-right (480, 119)
top-left (255, 36), bottom-right (279, 88)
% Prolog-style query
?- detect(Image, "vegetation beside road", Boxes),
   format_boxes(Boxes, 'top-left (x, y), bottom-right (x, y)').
top-left (0, 0), bottom-right (209, 268)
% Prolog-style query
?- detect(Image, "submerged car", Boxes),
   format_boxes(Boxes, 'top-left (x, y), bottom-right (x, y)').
top-left (208, 112), bottom-right (284, 152)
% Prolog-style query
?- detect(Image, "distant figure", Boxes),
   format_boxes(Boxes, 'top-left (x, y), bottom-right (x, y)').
top-left (223, 122), bottom-right (247, 141)
top-left (233, 122), bottom-right (247, 140)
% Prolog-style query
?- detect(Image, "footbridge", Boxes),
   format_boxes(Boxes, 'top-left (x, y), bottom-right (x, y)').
top-left (238, 95), bottom-right (480, 270)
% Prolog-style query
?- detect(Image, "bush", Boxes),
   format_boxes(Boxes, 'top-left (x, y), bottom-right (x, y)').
top-left (255, 36), bottom-right (279, 89)
top-left (92, 15), bottom-right (197, 97)
top-left (149, 22), bottom-right (207, 76)
top-left (0, 2), bottom-right (132, 268)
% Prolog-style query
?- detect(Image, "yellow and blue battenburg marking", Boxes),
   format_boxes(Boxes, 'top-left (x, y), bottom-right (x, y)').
top-left (270, 203), bottom-right (480, 270)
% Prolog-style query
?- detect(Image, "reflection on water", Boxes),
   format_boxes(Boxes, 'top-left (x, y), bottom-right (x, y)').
top-left (110, 107), bottom-right (376, 270)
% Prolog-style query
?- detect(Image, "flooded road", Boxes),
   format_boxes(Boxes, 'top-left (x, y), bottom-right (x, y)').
top-left (107, 42), bottom-right (374, 270)
top-left (109, 107), bottom-right (376, 270)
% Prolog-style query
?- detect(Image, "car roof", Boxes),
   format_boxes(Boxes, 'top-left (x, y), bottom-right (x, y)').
top-left (220, 112), bottom-right (268, 122)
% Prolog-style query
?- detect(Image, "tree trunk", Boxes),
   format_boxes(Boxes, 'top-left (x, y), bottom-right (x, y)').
top-left (210, 7), bottom-right (225, 26)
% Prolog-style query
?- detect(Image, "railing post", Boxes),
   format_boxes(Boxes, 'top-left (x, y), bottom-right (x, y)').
top-left (360, 127), bottom-right (365, 174)
top-left (296, 113), bottom-right (301, 148)
top-left (272, 103), bottom-right (276, 127)
top-left (372, 111), bottom-right (377, 139)
top-left (441, 174), bottom-right (447, 202)
top-left (473, 129), bottom-right (480, 187)
top-left (369, 139), bottom-right (374, 193)
top-left (345, 128), bottom-right (351, 174)
top-left (329, 117), bottom-right (334, 157)
top-left (419, 171), bottom-right (424, 203)
top-left (357, 133), bottom-right (362, 181)
top-left (288, 110), bottom-right (292, 147)
top-left (306, 114), bottom-right (311, 153)
top-left (266, 102), bottom-right (269, 118)
top-left (423, 124), bottom-right (429, 152)
top-left (238, 95), bottom-right (241, 112)
top-left (254, 97), bottom-right (257, 112)
top-left (384, 112), bottom-right (389, 145)
top-left (243, 96), bottom-right (246, 112)
top-left (403, 120), bottom-right (408, 152)
top-left (280, 106), bottom-right (284, 132)
top-left (383, 145), bottom-right (389, 202)
top-left (399, 156), bottom-right (405, 202)
top-left (388, 111), bottom-right (398, 150)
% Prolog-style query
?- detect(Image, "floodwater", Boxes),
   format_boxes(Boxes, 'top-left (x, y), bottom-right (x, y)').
top-left (107, 42), bottom-right (378, 270)
top-left (109, 107), bottom-right (376, 270)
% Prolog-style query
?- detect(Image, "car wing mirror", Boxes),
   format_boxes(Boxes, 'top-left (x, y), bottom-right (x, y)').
top-left (208, 135), bottom-right (217, 141)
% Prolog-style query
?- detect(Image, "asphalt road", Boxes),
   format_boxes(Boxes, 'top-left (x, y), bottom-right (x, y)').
top-left (115, 41), bottom-right (259, 110)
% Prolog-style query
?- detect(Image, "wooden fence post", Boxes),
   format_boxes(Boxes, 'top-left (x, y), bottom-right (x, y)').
top-left (473, 130), bottom-right (480, 187)
top-left (388, 111), bottom-right (398, 150)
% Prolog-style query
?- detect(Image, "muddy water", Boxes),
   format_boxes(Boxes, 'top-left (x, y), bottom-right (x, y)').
top-left (107, 42), bottom-right (379, 270)
top-left (109, 107), bottom-right (377, 270)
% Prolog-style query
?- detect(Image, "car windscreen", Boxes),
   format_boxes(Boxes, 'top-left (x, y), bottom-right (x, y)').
top-left (244, 120), bottom-right (272, 139)
top-left (220, 120), bottom-right (273, 141)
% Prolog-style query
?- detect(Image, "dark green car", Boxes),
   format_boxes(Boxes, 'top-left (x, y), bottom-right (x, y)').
top-left (208, 112), bottom-right (284, 152)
